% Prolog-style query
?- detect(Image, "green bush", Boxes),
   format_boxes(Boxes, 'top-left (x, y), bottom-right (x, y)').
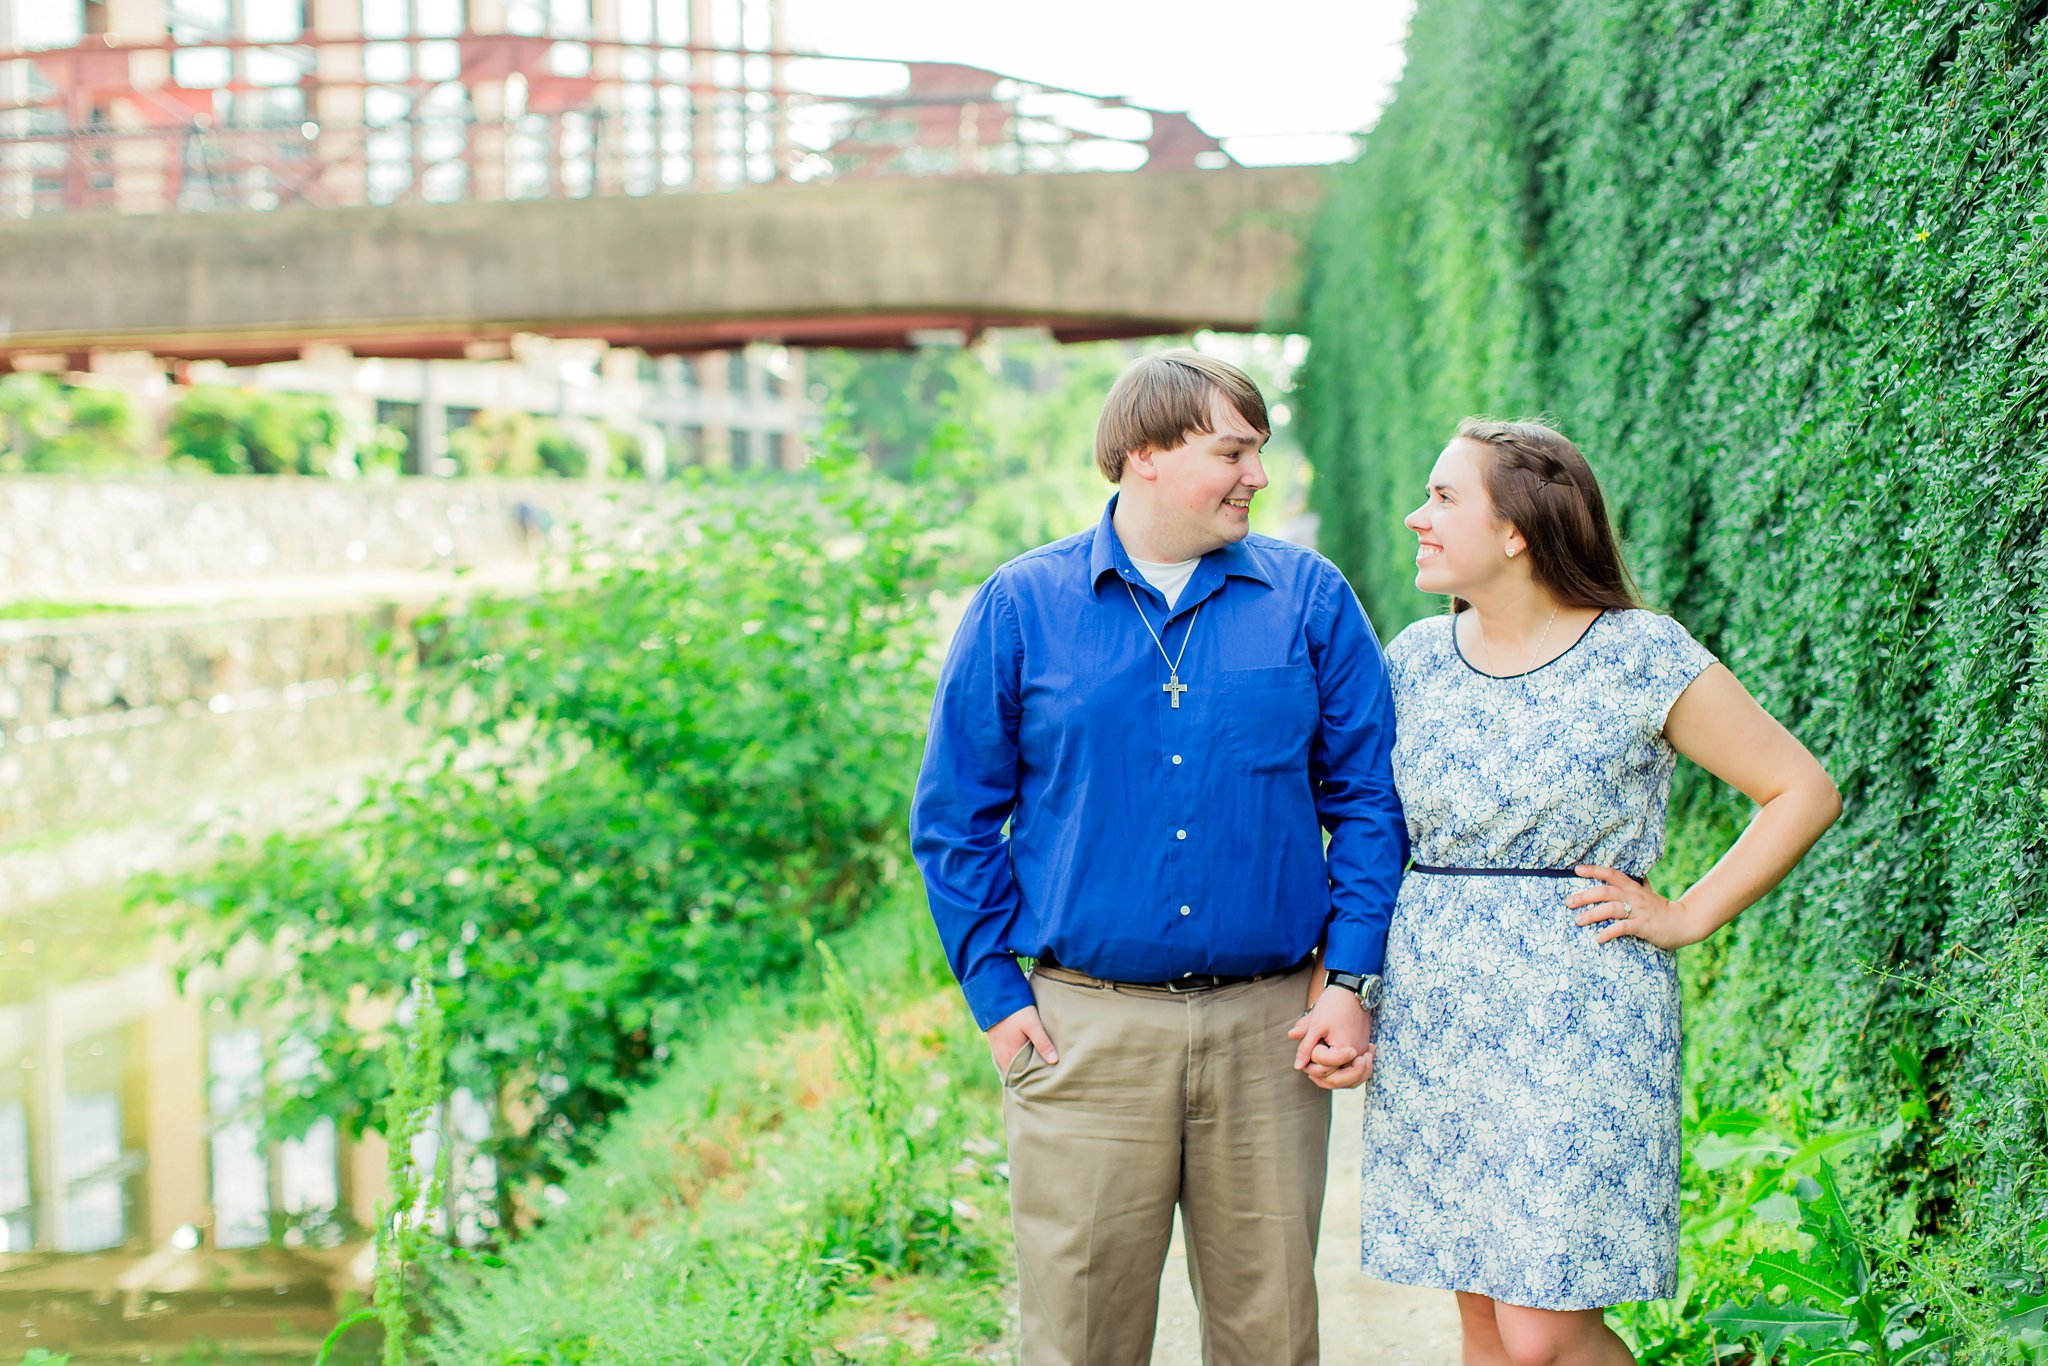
top-left (0, 374), bottom-right (148, 473)
top-left (167, 384), bottom-right (343, 475)
top-left (446, 409), bottom-right (543, 477)
top-left (531, 421), bottom-right (586, 477)
top-left (147, 444), bottom-right (965, 1200)
top-left (445, 410), bottom-right (640, 479)
top-left (1297, 0), bottom-right (2046, 1351)
top-left (600, 424), bottom-right (647, 479)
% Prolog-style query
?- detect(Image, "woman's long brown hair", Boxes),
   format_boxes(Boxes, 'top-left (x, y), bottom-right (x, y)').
top-left (1450, 416), bottom-right (1641, 613)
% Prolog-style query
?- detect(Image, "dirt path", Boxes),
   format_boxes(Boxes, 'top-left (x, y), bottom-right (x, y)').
top-left (1148, 1087), bottom-right (1462, 1365)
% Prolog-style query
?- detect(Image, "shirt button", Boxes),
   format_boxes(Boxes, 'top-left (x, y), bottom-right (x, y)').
top-left (1176, 829), bottom-right (1187, 840)
top-left (1179, 904), bottom-right (1192, 916)
top-left (1171, 754), bottom-right (1183, 765)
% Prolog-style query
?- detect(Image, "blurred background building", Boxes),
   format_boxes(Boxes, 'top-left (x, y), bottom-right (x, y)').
top-left (0, 0), bottom-right (1246, 477)
top-left (0, 0), bottom-right (830, 476)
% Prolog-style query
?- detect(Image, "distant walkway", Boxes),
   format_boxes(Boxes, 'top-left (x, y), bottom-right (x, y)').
top-left (1150, 1086), bottom-right (1462, 1364)
top-left (0, 168), bottom-right (1321, 366)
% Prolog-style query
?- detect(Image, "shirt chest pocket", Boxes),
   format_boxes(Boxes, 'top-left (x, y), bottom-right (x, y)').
top-left (1219, 665), bottom-right (1319, 776)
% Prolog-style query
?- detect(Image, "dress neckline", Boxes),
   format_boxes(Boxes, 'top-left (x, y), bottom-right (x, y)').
top-left (1451, 608), bottom-right (1611, 681)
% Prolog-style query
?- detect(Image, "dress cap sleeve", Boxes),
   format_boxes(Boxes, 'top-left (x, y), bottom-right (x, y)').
top-left (1639, 611), bottom-right (1716, 731)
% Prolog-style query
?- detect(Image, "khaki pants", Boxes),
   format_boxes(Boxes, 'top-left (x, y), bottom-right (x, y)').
top-left (1001, 963), bottom-right (1331, 1366)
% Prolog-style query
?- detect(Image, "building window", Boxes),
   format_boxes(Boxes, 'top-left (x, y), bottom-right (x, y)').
top-left (208, 1028), bottom-right (342, 1250)
top-left (376, 400), bottom-right (420, 471)
top-left (58, 1033), bottom-right (137, 1252)
top-left (0, 1098), bottom-right (32, 1252)
top-left (208, 1029), bottom-right (269, 1248)
top-left (730, 428), bottom-right (753, 471)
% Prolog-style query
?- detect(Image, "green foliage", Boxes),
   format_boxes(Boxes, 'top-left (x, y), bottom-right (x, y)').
top-left (446, 410), bottom-right (609, 478)
top-left (1894, 920), bottom-right (2048, 1360)
top-left (0, 599), bottom-right (136, 620)
top-left (814, 336), bottom-right (1128, 553)
top-left (1615, 1097), bottom-right (1887, 1364)
top-left (0, 374), bottom-right (148, 472)
top-left (145, 443), bottom-right (965, 1197)
top-left (811, 345), bottom-right (991, 478)
top-left (446, 410), bottom-right (546, 477)
top-left (601, 424), bottom-right (647, 480)
top-left (358, 421), bottom-right (410, 477)
top-left (415, 900), bottom-right (1010, 1365)
top-left (1300, 0), bottom-right (2048, 1340)
top-left (376, 965), bottom-right (454, 1365)
top-left (1707, 1162), bottom-right (1947, 1366)
top-left (166, 385), bottom-right (343, 475)
top-left (312, 964), bottom-right (458, 1366)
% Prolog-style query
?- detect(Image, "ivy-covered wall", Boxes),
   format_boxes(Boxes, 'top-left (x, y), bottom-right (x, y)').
top-left (1297, 0), bottom-right (2046, 1337)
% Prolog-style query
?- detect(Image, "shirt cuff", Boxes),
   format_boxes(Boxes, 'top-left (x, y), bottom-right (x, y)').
top-left (1320, 922), bottom-right (1387, 979)
top-left (961, 956), bottom-right (1035, 1032)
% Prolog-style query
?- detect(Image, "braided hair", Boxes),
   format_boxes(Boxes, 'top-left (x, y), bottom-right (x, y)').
top-left (1451, 416), bottom-right (1640, 613)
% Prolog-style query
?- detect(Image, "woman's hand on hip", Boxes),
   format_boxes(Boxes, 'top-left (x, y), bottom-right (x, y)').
top-left (1566, 865), bottom-right (1710, 950)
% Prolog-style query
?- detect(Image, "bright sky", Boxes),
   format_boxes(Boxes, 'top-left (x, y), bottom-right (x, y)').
top-left (783, 0), bottom-right (1416, 166)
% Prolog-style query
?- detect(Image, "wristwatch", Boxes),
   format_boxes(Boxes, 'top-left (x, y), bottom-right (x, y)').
top-left (1324, 969), bottom-right (1384, 1010)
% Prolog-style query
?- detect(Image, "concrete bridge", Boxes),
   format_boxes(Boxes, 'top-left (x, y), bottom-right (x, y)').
top-left (0, 166), bottom-right (1325, 370)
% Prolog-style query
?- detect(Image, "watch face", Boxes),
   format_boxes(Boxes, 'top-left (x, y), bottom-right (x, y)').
top-left (1358, 976), bottom-right (1385, 1009)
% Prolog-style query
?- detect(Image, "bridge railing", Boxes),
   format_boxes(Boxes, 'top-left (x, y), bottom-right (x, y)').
top-left (0, 35), bottom-right (1235, 217)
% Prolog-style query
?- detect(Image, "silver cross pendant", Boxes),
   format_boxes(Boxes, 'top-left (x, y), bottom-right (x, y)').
top-left (1162, 673), bottom-right (1187, 708)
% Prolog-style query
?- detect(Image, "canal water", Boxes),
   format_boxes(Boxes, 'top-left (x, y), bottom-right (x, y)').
top-left (0, 669), bottom-right (426, 1363)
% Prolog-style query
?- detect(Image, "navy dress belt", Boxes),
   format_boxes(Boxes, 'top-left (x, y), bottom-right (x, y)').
top-left (1409, 862), bottom-right (1651, 882)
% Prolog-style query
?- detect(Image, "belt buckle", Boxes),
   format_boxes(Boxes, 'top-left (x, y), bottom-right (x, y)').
top-left (1165, 973), bottom-right (1213, 994)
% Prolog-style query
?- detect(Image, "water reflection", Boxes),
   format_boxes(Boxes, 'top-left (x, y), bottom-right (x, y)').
top-left (0, 681), bottom-right (415, 914)
top-left (0, 680), bottom-right (434, 1360)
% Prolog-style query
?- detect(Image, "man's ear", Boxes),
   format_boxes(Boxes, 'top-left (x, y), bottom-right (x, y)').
top-left (1123, 447), bottom-right (1161, 482)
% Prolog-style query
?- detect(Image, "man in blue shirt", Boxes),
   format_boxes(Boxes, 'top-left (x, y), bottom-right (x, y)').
top-left (911, 350), bottom-right (1406, 1365)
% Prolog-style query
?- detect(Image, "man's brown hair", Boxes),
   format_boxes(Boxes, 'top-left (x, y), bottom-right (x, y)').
top-left (1094, 349), bottom-right (1271, 482)
top-left (1452, 416), bottom-right (1640, 613)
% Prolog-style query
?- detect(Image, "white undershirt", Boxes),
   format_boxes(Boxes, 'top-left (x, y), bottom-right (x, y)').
top-left (1129, 553), bottom-right (1200, 610)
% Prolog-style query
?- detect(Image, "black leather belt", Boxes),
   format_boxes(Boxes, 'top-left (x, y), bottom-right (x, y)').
top-left (1031, 950), bottom-right (1316, 994)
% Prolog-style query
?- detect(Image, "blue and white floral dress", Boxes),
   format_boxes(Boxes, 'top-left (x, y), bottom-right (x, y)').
top-left (1358, 608), bottom-right (1716, 1310)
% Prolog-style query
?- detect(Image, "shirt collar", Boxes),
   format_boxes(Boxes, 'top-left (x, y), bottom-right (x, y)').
top-left (1088, 494), bottom-right (1274, 605)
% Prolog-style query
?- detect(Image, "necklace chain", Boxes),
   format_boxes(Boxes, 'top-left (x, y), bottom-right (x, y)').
top-left (1123, 580), bottom-right (1201, 707)
top-left (1479, 604), bottom-right (1560, 678)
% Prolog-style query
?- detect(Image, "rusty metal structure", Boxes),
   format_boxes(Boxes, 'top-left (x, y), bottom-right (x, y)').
top-left (0, 0), bottom-right (1234, 218)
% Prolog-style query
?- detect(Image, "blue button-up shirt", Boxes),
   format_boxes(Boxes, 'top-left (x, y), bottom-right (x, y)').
top-left (910, 498), bottom-right (1408, 1030)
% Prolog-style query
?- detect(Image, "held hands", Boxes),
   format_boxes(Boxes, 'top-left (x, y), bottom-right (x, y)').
top-left (1568, 865), bottom-right (1711, 950)
top-left (1288, 989), bottom-right (1374, 1090)
top-left (987, 1004), bottom-right (1058, 1074)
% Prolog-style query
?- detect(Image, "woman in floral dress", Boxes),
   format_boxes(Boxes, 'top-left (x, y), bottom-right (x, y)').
top-left (1353, 419), bottom-right (1841, 1365)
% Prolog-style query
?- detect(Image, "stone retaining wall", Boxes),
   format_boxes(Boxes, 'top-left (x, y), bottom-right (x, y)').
top-left (0, 600), bottom-right (423, 732)
top-left (0, 475), bottom-right (637, 601)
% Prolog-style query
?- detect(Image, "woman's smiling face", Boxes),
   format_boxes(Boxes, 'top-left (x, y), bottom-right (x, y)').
top-left (1405, 438), bottom-right (1515, 597)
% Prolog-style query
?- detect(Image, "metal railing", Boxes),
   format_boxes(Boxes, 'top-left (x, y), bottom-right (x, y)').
top-left (0, 34), bottom-right (1235, 216)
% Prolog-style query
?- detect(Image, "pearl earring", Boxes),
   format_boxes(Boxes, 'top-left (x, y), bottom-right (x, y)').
top-left (1506, 547), bottom-right (1518, 559)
